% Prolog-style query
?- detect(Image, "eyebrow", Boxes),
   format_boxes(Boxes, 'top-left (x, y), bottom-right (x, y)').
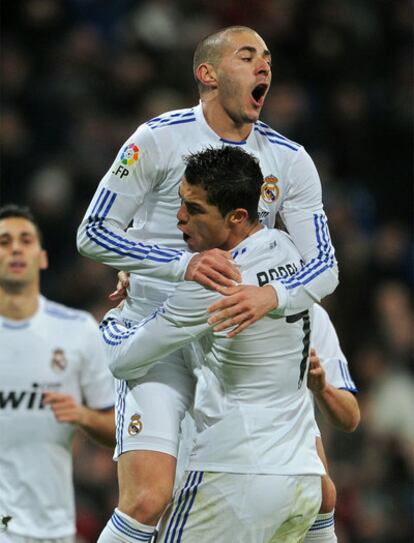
top-left (0, 231), bottom-right (35, 238)
top-left (235, 46), bottom-right (272, 58)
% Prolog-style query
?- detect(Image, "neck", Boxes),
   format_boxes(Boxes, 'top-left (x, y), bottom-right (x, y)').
top-left (201, 97), bottom-right (253, 142)
top-left (0, 284), bottom-right (40, 320)
top-left (224, 222), bottom-right (263, 251)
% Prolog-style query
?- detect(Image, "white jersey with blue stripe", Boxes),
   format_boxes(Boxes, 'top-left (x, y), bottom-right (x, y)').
top-left (0, 296), bottom-right (114, 539)
top-left (77, 103), bottom-right (338, 319)
top-left (311, 304), bottom-right (357, 393)
top-left (102, 227), bottom-right (325, 476)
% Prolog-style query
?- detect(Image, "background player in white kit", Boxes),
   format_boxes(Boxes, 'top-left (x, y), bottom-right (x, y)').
top-left (0, 205), bottom-right (115, 543)
top-left (103, 146), bottom-right (325, 543)
top-left (77, 26), bottom-right (338, 540)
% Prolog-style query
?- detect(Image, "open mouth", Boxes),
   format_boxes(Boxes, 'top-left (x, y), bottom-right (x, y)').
top-left (182, 233), bottom-right (190, 243)
top-left (251, 83), bottom-right (268, 106)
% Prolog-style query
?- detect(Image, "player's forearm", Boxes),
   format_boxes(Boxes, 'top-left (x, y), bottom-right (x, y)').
top-left (77, 407), bottom-right (116, 447)
top-left (270, 258), bottom-right (338, 316)
top-left (77, 217), bottom-right (191, 281)
top-left (314, 385), bottom-right (360, 432)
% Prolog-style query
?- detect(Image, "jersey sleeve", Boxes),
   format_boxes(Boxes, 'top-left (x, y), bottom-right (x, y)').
top-left (311, 305), bottom-right (357, 392)
top-left (270, 148), bottom-right (338, 315)
top-left (78, 313), bottom-right (115, 410)
top-left (76, 124), bottom-right (192, 281)
top-left (101, 282), bottom-right (216, 380)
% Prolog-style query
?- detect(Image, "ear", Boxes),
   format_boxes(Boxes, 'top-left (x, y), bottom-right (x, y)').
top-left (195, 63), bottom-right (218, 90)
top-left (228, 208), bottom-right (249, 226)
top-left (39, 249), bottom-right (49, 271)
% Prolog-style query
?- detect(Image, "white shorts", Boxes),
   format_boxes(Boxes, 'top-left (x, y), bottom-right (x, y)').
top-left (113, 315), bottom-right (196, 459)
top-left (159, 471), bottom-right (321, 543)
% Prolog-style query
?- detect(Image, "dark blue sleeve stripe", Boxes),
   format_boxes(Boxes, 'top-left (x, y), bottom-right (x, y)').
top-left (279, 214), bottom-right (335, 290)
top-left (150, 117), bottom-right (196, 129)
top-left (339, 360), bottom-right (356, 390)
top-left (85, 189), bottom-right (184, 263)
top-left (88, 218), bottom-right (182, 259)
top-left (147, 110), bottom-right (195, 127)
top-left (100, 312), bottom-right (159, 347)
top-left (91, 187), bottom-right (107, 215)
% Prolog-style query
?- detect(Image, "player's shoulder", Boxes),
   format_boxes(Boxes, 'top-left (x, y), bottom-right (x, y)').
top-left (144, 106), bottom-right (197, 132)
top-left (41, 296), bottom-right (94, 324)
top-left (253, 120), bottom-right (303, 154)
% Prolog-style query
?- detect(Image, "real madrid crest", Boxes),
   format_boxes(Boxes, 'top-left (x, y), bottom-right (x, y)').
top-left (128, 413), bottom-right (143, 436)
top-left (261, 175), bottom-right (280, 203)
top-left (51, 348), bottom-right (68, 372)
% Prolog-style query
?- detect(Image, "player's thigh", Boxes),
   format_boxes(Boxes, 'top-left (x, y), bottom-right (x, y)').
top-left (114, 349), bottom-right (195, 459)
top-left (158, 471), bottom-right (320, 543)
top-left (0, 534), bottom-right (74, 543)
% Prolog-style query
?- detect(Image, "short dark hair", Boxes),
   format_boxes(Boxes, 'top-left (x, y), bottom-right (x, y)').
top-left (183, 146), bottom-right (263, 222)
top-left (193, 26), bottom-right (256, 92)
top-left (0, 204), bottom-right (44, 246)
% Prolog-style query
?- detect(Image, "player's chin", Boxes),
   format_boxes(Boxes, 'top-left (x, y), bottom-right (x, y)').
top-left (243, 107), bottom-right (261, 123)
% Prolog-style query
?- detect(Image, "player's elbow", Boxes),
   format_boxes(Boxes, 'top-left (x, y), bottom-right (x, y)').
top-left (326, 260), bottom-right (339, 296)
top-left (76, 223), bottom-right (88, 255)
top-left (342, 404), bottom-right (361, 433)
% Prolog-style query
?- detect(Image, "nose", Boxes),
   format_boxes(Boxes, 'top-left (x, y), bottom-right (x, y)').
top-left (177, 203), bottom-right (188, 224)
top-left (256, 57), bottom-right (270, 76)
top-left (11, 240), bottom-right (23, 254)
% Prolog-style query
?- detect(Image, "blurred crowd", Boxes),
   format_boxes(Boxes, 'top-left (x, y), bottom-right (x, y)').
top-left (1, 0), bottom-right (413, 541)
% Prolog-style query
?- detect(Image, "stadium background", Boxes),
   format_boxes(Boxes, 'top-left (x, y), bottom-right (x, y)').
top-left (1, 1), bottom-right (412, 541)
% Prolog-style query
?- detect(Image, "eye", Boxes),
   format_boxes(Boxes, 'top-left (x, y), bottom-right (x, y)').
top-left (242, 57), bottom-right (253, 62)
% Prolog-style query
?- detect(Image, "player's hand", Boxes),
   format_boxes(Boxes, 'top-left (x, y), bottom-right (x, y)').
top-left (108, 271), bottom-right (130, 302)
top-left (185, 249), bottom-right (241, 290)
top-left (207, 284), bottom-right (278, 337)
top-left (43, 392), bottom-right (88, 425)
top-left (307, 348), bottom-right (327, 393)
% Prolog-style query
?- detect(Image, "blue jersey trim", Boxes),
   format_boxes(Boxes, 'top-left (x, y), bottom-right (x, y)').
top-left (220, 137), bottom-right (247, 145)
top-left (277, 214), bottom-right (335, 290)
top-left (86, 188), bottom-right (184, 264)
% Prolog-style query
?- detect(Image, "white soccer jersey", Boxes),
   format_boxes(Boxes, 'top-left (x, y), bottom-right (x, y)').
top-left (102, 227), bottom-right (325, 477)
top-left (311, 304), bottom-right (357, 393)
top-left (77, 103), bottom-right (337, 318)
top-left (0, 297), bottom-right (114, 539)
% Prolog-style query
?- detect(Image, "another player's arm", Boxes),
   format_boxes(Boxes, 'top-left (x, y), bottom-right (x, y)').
top-left (77, 127), bottom-right (239, 288)
top-left (103, 283), bottom-right (213, 381)
top-left (43, 393), bottom-right (115, 447)
top-left (207, 148), bottom-right (339, 335)
top-left (307, 348), bottom-right (360, 432)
